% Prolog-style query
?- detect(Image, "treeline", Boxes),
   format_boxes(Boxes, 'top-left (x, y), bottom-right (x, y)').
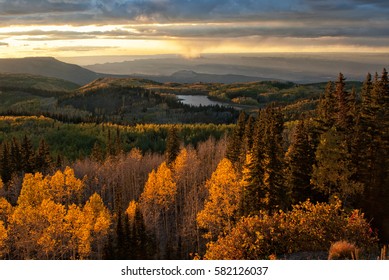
top-left (0, 86), bottom-right (71, 98)
top-left (0, 136), bottom-right (55, 182)
top-left (0, 117), bottom-right (232, 160)
top-left (0, 110), bottom-right (96, 125)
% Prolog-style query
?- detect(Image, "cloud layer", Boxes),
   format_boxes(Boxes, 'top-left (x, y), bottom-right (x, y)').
top-left (0, 0), bottom-right (388, 56)
top-left (0, 0), bottom-right (388, 22)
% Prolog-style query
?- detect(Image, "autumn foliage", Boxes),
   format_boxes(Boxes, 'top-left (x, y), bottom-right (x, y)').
top-left (2, 168), bottom-right (111, 259)
top-left (197, 158), bottom-right (242, 240)
top-left (204, 199), bottom-right (378, 260)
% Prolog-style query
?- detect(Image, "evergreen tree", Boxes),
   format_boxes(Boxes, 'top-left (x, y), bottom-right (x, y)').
top-left (241, 110), bottom-right (266, 215)
top-left (242, 107), bottom-right (288, 214)
top-left (114, 127), bottom-right (123, 156)
top-left (240, 152), bottom-right (258, 216)
top-left (35, 139), bottom-right (52, 173)
top-left (285, 120), bottom-right (316, 204)
top-left (20, 135), bottom-right (35, 173)
top-left (165, 126), bottom-right (180, 166)
top-left (55, 154), bottom-right (62, 168)
top-left (316, 81), bottom-right (336, 131)
top-left (0, 143), bottom-right (11, 183)
top-left (226, 111), bottom-right (246, 167)
top-left (261, 107), bottom-right (288, 211)
top-left (10, 138), bottom-right (22, 174)
top-left (357, 69), bottom-right (389, 241)
top-left (354, 73), bottom-right (374, 185)
top-left (335, 73), bottom-right (350, 130)
top-left (243, 115), bottom-right (255, 154)
top-left (126, 201), bottom-right (154, 259)
top-left (115, 210), bottom-right (130, 259)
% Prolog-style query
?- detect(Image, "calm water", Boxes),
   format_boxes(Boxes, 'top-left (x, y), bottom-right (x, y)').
top-left (177, 95), bottom-right (230, 107)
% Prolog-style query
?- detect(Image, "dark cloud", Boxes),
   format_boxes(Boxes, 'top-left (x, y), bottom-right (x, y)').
top-left (1, 0), bottom-right (386, 22)
top-left (1, 29), bottom-right (142, 41)
top-left (0, 0), bottom-right (90, 15)
top-left (91, 0), bottom-right (303, 21)
top-left (142, 21), bottom-right (389, 39)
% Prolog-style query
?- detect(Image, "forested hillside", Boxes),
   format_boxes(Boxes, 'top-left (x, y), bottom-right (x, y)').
top-left (0, 69), bottom-right (387, 260)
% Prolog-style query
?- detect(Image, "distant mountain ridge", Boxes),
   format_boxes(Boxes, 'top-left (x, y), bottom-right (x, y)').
top-left (84, 54), bottom-right (388, 83)
top-left (132, 70), bottom-right (269, 84)
top-left (2, 55), bottom-right (385, 86)
top-left (0, 57), bottom-right (101, 85)
top-left (0, 57), bottom-right (271, 85)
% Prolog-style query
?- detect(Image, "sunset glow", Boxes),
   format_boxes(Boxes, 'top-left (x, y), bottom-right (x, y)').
top-left (0, 1), bottom-right (388, 59)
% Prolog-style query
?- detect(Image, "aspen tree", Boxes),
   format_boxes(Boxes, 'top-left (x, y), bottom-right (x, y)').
top-left (197, 158), bottom-right (242, 240)
top-left (83, 193), bottom-right (111, 259)
top-left (0, 221), bottom-right (7, 258)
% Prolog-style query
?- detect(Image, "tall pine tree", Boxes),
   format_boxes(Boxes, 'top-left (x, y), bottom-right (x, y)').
top-left (165, 126), bottom-right (180, 166)
top-left (285, 119), bottom-right (316, 204)
top-left (21, 135), bottom-right (35, 174)
top-left (35, 139), bottom-right (52, 173)
top-left (226, 111), bottom-right (247, 168)
top-left (241, 106), bottom-right (289, 214)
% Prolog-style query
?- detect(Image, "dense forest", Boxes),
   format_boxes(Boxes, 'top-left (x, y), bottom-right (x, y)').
top-left (0, 69), bottom-right (387, 260)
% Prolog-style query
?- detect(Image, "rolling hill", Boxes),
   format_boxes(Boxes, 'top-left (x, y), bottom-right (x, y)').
top-left (0, 57), bottom-right (101, 85)
top-left (0, 73), bottom-right (82, 114)
top-left (0, 73), bottom-right (80, 92)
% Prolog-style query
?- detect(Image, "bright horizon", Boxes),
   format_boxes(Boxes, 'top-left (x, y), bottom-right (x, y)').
top-left (0, 1), bottom-right (388, 60)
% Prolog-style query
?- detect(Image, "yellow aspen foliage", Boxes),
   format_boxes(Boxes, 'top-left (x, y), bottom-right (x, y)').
top-left (48, 167), bottom-right (84, 204)
top-left (17, 173), bottom-right (51, 207)
top-left (0, 178), bottom-right (3, 192)
top-left (172, 147), bottom-right (200, 184)
top-left (140, 161), bottom-right (177, 250)
top-left (172, 148), bottom-right (188, 177)
top-left (0, 221), bottom-right (7, 258)
top-left (84, 193), bottom-right (110, 220)
top-left (8, 198), bottom-right (69, 259)
top-left (17, 167), bottom-right (84, 207)
top-left (8, 203), bottom-right (46, 258)
top-left (36, 199), bottom-right (67, 259)
top-left (129, 148), bottom-right (143, 161)
top-left (204, 199), bottom-right (378, 260)
top-left (140, 162), bottom-right (177, 210)
top-left (6, 171), bottom-right (104, 259)
top-left (65, 204), bottom-right (91, 259)
top-left (0, 197), bottom-right (12, 224)
top-left (126, 200), bottom-right (138, 225)
top-left (83, 193), bottom-right (111, 259)
top-left (197, 158), bottom-right (242, 240)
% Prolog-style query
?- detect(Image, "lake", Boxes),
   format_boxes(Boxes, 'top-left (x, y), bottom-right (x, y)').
top-left (176, 95), bottom-right (230, 107)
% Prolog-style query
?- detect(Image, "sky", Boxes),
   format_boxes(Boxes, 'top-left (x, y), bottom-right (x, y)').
top-left (0, 0), bottom-right (388, 59)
